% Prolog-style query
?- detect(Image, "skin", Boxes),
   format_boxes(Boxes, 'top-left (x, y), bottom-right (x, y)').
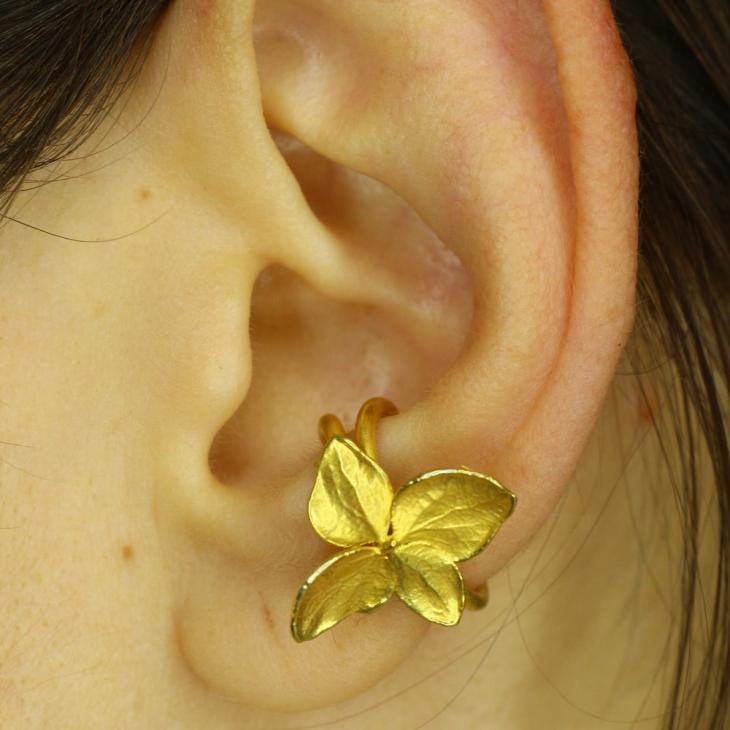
top-left (0, 0), bottom-right (691, 727)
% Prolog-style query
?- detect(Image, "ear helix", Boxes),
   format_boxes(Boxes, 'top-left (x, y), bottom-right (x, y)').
top-left (291, 397), bottom-right (515, 642)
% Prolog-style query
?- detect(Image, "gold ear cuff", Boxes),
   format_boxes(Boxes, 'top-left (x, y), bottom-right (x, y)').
top-left (291, 397), bottom-right (516, 643)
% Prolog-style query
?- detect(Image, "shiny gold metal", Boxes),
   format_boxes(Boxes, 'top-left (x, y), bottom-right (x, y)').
top-left (318, 413), bottom-right (346, 444)
top-left (291, 397), bottom-right (516, 643)
top-left (355, 397), bottom-right (398, 462)
top-left (464, 583), bottom-right (490, 611)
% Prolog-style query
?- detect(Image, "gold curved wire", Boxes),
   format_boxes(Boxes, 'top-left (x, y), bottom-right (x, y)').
top-left (354, 397), bottom-right (398, 463)
top-left (318, 413), bottom-right (346, 445)
top-left (464, 582), bottom-right (489, 611)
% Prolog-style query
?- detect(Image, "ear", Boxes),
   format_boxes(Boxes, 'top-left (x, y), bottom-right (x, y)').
top-left (136, 0), bottom-right (637, 714)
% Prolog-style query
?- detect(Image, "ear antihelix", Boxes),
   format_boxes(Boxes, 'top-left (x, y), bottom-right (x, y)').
top-left (291, 397), bottom-right (516, 642)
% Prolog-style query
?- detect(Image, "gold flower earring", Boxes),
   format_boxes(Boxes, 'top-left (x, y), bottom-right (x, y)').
top-left (291, 397), bottom-right (516, 643)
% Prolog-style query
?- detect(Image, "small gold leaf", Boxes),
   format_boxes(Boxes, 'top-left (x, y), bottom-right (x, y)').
top-left (291, 546), bottom-right (396, 642)
top-left (392, 543), bottom-right (464, 626)
top-left (391, 470), bottom-right (516, 562)
top-left (309, 437), bottom-right (393, 547)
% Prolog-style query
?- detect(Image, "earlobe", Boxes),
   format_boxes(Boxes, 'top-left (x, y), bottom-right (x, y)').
top-left (141, 0), bottom-right (637, 714)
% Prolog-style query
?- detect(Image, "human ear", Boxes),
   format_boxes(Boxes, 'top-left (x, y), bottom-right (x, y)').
top-left (132, 0), bottom-right (637, 713)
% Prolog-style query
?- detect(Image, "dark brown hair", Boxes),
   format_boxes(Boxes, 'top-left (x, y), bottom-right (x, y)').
top-left (613, 1), bottom-right (730, 726)
top-left (0, 0), bottom-right (170, 216)
top-left (1, 0), bottom-right (729, 727)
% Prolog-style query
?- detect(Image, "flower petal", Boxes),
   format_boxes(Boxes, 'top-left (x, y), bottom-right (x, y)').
top-left (390, 469), bottom-right (516, 562)
top-left (309, 436), bottom-right (393, 547)
top-left (392, 542), bottom-right (464, 626)
top-left (291, 546), bottom-right (396, 642)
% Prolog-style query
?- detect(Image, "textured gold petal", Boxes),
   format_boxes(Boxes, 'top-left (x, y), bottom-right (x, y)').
top-left (392, 543), bottom-right (464, 626)
top-left (309, 436), bottom-right (393, 547)
top-left (390, 469), bottom-right (516, 562)
top-left (291, 546), bottom-right (396, 642)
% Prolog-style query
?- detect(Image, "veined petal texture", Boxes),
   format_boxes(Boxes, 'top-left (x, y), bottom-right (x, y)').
top-left (309, 437), bottom-right (393, 547)
top-left (291, 547), bottom-right (396, 642)
top-left (390, 470), bottom-right (516, 562)
top-left (392, 543), bottom-right (464, 626)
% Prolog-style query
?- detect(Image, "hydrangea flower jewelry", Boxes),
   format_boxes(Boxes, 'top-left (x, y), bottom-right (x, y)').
top-left (291, 397), bottom-right (517, 642)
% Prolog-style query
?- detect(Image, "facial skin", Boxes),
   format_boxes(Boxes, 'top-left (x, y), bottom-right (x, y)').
top-left (0, 0), bottom-right (687, 727)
